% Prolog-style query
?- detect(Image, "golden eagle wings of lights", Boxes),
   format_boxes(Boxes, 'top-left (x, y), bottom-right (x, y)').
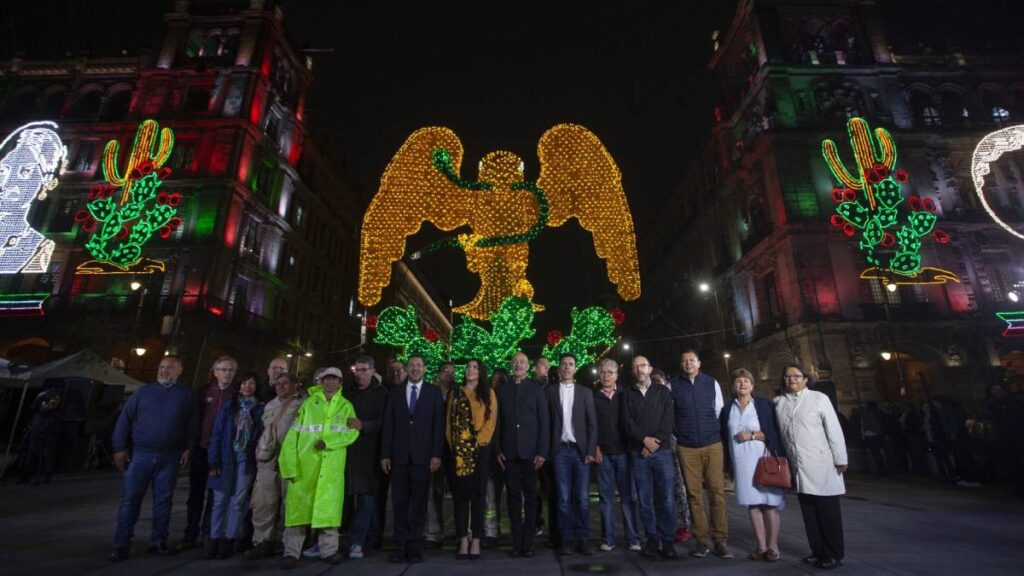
top-left (358, 123), bottom-right (641, 320)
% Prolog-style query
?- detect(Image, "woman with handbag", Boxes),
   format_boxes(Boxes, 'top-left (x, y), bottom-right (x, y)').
top-left (446, 359), bottom-right (498, 560)
top-left (720, 368), bottom-right (787, 562)
top-left (774, 364), bottom-right (848, 570)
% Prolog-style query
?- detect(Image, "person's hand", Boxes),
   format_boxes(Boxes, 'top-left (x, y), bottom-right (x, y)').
top-left (381, 458), bottom-right (392, 474)
top-left (836, 464), bottom-right (848, 475)
top-left (594, 446), bottom-right (604, 465)
top-left (348, 417), bottom-right (362, 430)
top-left (533, 455), bottom-right (546, 469)
top-left (430, 457), bottom-right (442, 473)
top-left (315, 439), bottom-right (326, 451)
top-left (209, 466), bottom-right (221, 477)
top-left (642, 436), bottom-right (660, 453)
top-left (641, 447), bottom-right (652, 458)
top-left (180, 449), bottom-right (190, 468)
top-left (585, 455), bottom-right (596, 464)
top-left (496, 452), bottom-right (507, 471)
top-left (114, 451), bottom-right (128, 472)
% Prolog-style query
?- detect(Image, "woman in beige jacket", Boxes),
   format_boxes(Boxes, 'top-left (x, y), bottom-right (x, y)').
top-left (774, 364), bottom-right (847, 570)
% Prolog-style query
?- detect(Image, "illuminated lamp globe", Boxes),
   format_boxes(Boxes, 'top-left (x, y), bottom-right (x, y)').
top-left (304, 351), bottom-right (313, 358)
top-left (130, 281), bottom-right (143, 291)
top-left (1009, 291), bottom-right (1020, 303)
top-left (622, 343), bottom-right (630, 350)
top-left (699, 283), bottom-right (710, 293)
top-left (133, 347), bottom-right (147, 357)
top-left (880, 351), bottom-right (892, 361)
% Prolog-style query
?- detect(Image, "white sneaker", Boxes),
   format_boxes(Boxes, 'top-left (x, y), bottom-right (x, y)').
top-left (349, 545), bottom-right (364, 559)
top-left (600, 543), bottom-right (615, 552)
top-left (302, 544), bottom-right (320, 558)
top-left (628, 543), bottom-right (642, 552)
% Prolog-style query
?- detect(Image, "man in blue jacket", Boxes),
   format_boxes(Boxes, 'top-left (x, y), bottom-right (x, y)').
top-left (670, 349), bottom-right (731, 560)
top-left (109, 356), bottom-right (198, 561)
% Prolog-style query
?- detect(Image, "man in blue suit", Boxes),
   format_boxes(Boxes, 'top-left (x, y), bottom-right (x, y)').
top-left (381, 355), bottom-right (444, 563)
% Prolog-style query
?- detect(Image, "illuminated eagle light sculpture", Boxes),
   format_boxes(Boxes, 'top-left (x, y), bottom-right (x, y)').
top-left (358, 124), bottom-right (641, 319)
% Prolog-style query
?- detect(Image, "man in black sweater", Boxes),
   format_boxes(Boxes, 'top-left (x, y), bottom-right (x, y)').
top-left (622, 355), bottom-right (677, 559)
top-left (593, 359), bottom-right (639, 552)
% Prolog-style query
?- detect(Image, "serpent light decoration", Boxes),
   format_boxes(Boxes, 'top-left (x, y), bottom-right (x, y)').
top-left (358, 124), bottom-right (641, 319)
top-left (971, 124), bottom-right (1024, 242)
top-left (822, 117), bottom-right (958, 286)
top-left (0, 121), bottom-right (67, 275)
top-left (76, 119), bottom-right (181, 275)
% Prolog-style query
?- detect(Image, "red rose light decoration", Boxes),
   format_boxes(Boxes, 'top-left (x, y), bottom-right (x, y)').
top-left (547, 330), bottom-right (564, 346)
top-left (423, 328), bottom-right (440, 343)
top-left (611, 307), bottom-right (626, 326)
top-left (365, 314), bottom-right (378, 329)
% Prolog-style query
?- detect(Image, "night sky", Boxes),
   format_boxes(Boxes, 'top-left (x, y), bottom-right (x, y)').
top-left (2, 0), bottom-right (737, 350)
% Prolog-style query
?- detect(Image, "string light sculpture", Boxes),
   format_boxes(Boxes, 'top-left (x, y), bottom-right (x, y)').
top-left (822, 117), bottom-right (957, 285)
top-left (971, 125), bottom-right (1024, 241)
top-left (0, 293), bottom-right (49, 317)
top-left (996, 311), bottom-right (1024, 338)
top-left (358, 124), bottom-right (641, 319)
top-left (76, 119), bottom-right (178, 275)
top-left (0, 122), bottom-right (67, 275)
top-left (541, 305), bottom-right (621, 366)
top-left (449, 295), bottom-right (536, 373)
top-left (372, 304), bottom-right (448, 382)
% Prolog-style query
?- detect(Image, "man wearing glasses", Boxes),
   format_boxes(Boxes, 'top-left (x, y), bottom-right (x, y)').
top-left (183, 356), bottom-right (238, 549)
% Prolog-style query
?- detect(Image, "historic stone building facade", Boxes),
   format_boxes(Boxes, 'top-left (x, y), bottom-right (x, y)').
top-left (633, 0), bottom-right (1024, 413)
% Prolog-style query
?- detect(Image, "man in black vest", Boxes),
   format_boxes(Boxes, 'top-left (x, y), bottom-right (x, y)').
top-left (380, 355), bottom-right (444, 563)
top-left (496, 352), bottom-right (550, 557)
top-left (669, 349), bottom-right (730, 559)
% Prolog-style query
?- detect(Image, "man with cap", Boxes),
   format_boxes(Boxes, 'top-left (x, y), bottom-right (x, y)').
top-left (278, 367), bottom-right (359, 569)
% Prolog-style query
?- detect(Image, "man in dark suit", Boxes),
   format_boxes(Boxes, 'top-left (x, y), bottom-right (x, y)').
top-left (547, 353), bottom-right (598, 556)
top-left (496, 352), bottom-right (550, 557)
top-left (380, 355), bottom-right (444, 563)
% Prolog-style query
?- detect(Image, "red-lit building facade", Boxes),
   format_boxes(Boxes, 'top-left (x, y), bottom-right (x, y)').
top-left (0, 0), bottom-right (449, 383)
top-left (633, 0), bottom-right (1024, 413)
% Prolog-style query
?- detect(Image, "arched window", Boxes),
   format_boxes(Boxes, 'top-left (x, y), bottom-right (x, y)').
top-left (101, 89), bottom-right (132, 121)
top-left (40, 89), bottom-right (67, 119)
top-left (922, 106), bottom-right (942, 126)
top-left (69, 90), bottom-right (103, 119)
top-left (938, 91), bottom-right (966, 127)
top-left (992, 106), bottom-right (1011, 124)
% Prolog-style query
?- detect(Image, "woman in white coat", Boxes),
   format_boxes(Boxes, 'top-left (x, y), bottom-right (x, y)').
top-left (774, 364), bottom-right (847, 570)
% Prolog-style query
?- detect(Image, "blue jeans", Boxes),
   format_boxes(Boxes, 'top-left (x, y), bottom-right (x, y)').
top-left (631, 449), bottom-right (675, 542)
top-left (596, 453), bottom-right (639, 546)
top-left (113, 451), bottom-right (180, 548)
top-left (554, 444), bottom-right (591, 540)
top-left (210, 458), bottom-right (253, 539)
top-left (348, 493), bottom-right (376, 547)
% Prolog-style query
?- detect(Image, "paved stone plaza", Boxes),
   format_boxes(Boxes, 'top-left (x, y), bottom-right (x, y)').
top-left (1, 472), bottom-right (1020, 575)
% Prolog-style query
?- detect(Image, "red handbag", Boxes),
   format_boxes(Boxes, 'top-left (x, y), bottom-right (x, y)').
top-left (753, 446), bottom-right (791, 489)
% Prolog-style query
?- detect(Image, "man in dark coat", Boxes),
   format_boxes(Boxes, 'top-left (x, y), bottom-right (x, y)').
top-left (380, 355), bottom-right (444, 563)
top-left (496, 352), bottom-right (550, 557)
top-left (344, 356), bottom-right (387, 559)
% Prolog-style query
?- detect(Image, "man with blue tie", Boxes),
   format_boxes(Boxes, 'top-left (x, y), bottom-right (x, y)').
top-left (381, 355), bottom-right (444, 563)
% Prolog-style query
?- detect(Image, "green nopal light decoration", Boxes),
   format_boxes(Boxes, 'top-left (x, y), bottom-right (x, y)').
top-left (822, 117), bottom-right (958, 286)
top-left (76, 119), bottom-right (180, 275)
top-left (541, 306), bottom-right (619, 366)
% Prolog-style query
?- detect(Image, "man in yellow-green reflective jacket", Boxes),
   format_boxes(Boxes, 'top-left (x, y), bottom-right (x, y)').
top-left (278, 367), bottom-right (359, 568)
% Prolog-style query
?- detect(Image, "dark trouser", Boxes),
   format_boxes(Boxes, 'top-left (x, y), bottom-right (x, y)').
top-left (20, 440), bottom-right (56, 482)
top-left (348, 493), bottom-right (376, 548)
top-left (391, 463), bottom-right (430, 552)
top-left (372, 473), bottom-right (389, 544)
top-left (505, 457), bottom-right (539, 551)
top-left (597, 452), bottom-right (639, 546)
top-left (864, 436), bottom-right (887, 475)
top-left (553, 444), bottom-right (591, 541)
top-left (184, 445), bottom-right (213, 542)
top-left (797, 493), bottom-right (844, 562)
top-left (454, 446), bottom-right (490, 539)
top-left (114, 451), bottom-right (180, 548)
top-left (543, 459), bottom-right (561, 541)
top-left (632, 449), bottom-right (676, 542)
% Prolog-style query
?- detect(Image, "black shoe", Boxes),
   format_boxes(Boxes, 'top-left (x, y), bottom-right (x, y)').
top-left (803, 554), bottom-right (819, 564)
top-left (370, 539), bottom-right (383, 550)
top-left (456, 552), bottom-right (469, 560)
top-left (576, 540), bottom-right (594, 556)
top-left (482, 537), bottom-right (498, 549)
top-left (176, 537), bottom-right (197, 552)
top-left (470, 552), bottom-right (481, 560)
top-left (204, 538), bottom-right (219, 559)
top-left (520, 547), bottom-right (535, 558)
top-left (147, 542), bottom-right (175, 556)
top-left (546, 539), bottom-right (562, 549)
top-left (280, 555), bottom-right (298, 569)
top-left (818, 558), bottom-right (844, 569)
top-left (245, 541), bottom-right (273, 560)
top-left (423, 539), bottom-right (442, 550)
top-left (322, 552), bottom-right (344, 564)
top-left (642, 539), bottom-right (661, 558)
top-left (217, 538), bottom-right (234, 559)
top-left (408, 549), bottom-right (423, 563)
top-left (659, 541), bottom-right (678, 559)
top-left (388, 551), bottom-right (408, 563)
top-left (109, 547), bottom-right (129, 562)
top-left (560, 542), bottom-right (575, 556)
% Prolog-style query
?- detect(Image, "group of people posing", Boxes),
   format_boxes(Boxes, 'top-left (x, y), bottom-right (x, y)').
top-left (108, 347), bottom-right (850, 570)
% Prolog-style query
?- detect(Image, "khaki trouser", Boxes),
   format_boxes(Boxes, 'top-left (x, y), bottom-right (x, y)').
top-left (250, 460), bottom-right (287, 545)
top-left (676, 443), bottom-right (728, 546)
top-left (283, 526), bottom-right (339, 558)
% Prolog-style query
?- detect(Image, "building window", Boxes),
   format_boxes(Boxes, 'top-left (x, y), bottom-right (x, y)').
top-left (70, 141), bottom-right (98, 172)
top-left (183, 85), bottom-right (213, 113)
top-left (922, 106), bottom-right (942, 126)
top-left (992, 107), bottom-right (1011, 125)
top-left (169, 140), bottom-right (198, 174)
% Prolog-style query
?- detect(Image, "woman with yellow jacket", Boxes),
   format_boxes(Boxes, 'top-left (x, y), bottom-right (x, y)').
top-left (446, 359), bottom-right (498, 560)
top-left (277, 367), bottom-right (359, 569)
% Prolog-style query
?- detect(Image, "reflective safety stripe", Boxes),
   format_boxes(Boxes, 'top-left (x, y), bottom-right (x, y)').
top-left (290, 424), bottom-right (351, 433)
top-left (329, 425), bottom-right (351, 433)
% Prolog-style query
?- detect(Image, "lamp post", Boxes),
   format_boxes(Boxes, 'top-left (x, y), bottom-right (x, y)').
top-left (880, 282), bottom-right (908, 396)
top-left (699, 280), bottom-right (725, 357)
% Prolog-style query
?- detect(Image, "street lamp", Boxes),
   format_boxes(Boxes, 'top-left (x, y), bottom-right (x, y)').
top-left (886, 282), bottom-right (898, 293)
top-left (880, 351), bottom-right (892, 361)
top-left (1009, 291), bottom-right (1020, 303)
top-left (133, 347), bottom-right (147, 357)
top-left (622, 343), bottom-right (630, 350)
top-left (304, 351), bottom-right (313, 358)
top-left (723, 352), bottom-right (731, 373)
top-left (699, 282), bottom-right (711, 293)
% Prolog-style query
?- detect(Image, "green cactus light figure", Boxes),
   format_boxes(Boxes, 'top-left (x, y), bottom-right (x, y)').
top-left (75, 119), bottom-right (180, 274)
top-left (822, 117), bottom-right (958, 285)
top-left (541, 306), bottom-right (622, 366)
